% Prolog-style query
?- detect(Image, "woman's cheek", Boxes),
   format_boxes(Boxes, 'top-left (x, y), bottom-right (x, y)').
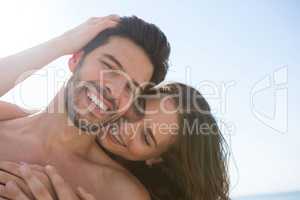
top-left (128, 141), bottom-right (148, 160)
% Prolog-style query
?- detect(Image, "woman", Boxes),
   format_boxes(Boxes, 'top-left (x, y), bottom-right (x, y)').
top-left (100, 82), bottom-right (230, 200)
top-left (0, 82), bottom-right (230, 200)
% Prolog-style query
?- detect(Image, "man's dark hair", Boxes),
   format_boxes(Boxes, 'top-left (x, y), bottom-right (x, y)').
top-left (82, 16), bottom-right (170, 84)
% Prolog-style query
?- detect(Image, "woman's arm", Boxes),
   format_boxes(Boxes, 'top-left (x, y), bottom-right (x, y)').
top-left (0, 161), bottom-right (150, 200)
top-left (0, 38), bottom-right (64, 97)
top-left (0, 101), bottom-right (35, 121)
top-left (0, 15), bottom-right (119, 97)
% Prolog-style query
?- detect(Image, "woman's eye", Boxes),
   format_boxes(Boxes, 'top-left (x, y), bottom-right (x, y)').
top-left (134, 97), bottom-right (146, 115)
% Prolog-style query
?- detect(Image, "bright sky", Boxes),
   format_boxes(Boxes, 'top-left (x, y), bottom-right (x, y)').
top-left (0, 0), bottom-right (299, 198)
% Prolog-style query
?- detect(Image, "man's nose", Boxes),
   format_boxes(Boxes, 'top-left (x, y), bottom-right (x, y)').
top-left (104, 79), bottom-right (132, 110)
top-left (105, 78), bottom-right (128, 98)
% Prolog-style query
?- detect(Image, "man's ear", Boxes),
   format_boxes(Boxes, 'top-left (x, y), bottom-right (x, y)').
top-left (145, 157), bottom-right (163, 167)
top-left (68, 51), bottom-right (84, 73)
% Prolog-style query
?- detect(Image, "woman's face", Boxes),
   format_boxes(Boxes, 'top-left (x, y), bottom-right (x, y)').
top-left (98, 96), bottom-right (178, 161)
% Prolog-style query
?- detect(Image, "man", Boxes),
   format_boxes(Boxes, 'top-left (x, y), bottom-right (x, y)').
top-left (0, 15), bottom-right (170, 199)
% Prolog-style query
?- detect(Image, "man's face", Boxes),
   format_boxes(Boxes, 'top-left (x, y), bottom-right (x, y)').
top-left (65, 36), bottom-right (154, 131)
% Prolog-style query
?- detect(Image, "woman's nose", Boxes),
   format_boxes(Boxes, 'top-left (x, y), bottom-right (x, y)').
top-left (120, 122), bottom-right (140, 145)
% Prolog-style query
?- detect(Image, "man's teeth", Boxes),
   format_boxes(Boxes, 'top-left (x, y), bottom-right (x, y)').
top-left (87, 92), bottom-right (108, 111)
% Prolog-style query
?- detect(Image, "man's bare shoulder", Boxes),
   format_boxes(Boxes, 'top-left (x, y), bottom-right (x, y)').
top-left (100, 165), bottom-right (151, 200)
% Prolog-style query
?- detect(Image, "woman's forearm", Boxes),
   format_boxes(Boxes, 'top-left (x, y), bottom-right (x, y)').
top-left (0, 37), bottom-right (64, 97)
top-left (0, 101), bottom-right (34, 120)
top-left (0, 15), bottom-right (120, 97)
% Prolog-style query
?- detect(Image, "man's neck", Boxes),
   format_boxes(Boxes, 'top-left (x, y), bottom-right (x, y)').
top-left (4, 87), bottom-right (97, 164)
top-left (43, 87), bottom-right (97, 155)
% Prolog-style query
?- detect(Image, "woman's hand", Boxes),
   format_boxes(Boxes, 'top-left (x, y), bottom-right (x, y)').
top-left (0, 161), bottom-right (54, 199)
top-left (57, 15), bottom-right (120, 55)
top-left (0, 163), bottom-right (95, 200)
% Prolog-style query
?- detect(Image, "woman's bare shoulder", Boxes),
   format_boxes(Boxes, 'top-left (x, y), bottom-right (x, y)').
top-left (0, 100), bottom-right (34, 121)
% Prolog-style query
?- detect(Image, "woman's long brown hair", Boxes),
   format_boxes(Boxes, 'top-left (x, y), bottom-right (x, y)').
top-left (109, 82), bottom-right (230, 200)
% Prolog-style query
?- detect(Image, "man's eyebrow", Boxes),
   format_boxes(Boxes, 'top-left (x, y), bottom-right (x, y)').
top-left (103, 54), bottom-right (124, 71)
top-left (147, 128), bottom-right (158, 148)
top-left (103, 53), bottom-right (140, 88)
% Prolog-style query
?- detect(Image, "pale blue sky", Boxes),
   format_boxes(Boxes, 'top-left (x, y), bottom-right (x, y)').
top-left (0, 0), bottom-right (299, 198)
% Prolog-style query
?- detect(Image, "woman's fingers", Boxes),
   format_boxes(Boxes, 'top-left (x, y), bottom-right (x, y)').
top-left (0, 161), bottom-right (55, 199)
top-left (45, 165), bottom-right (79, 200)
top-left (0, 181), bottom-right (29, 200)
top-left (0, 161), bottom-right (45, 178)
top-left (90, 16), bottom-right (119, 30)
top-left (0, 163), bottom-right (93, 200)
top-left (0, 161), bottom-right (42, 177)
top-left (19, 164), bottom-right (53, 200)
top-left (87, 14), bottom-right (120, 33)
top-left (0, 184), bottom-right (8, 199)
top-left (104, 14), bottom-right (120, 22)
top-left (0, 170), bottom-right (33, 198)
top-left (89, 14), bottom-right (120, 23)
top-left (0, 170), bottom-right (23, 186)
top-left (77, 187), bottom-right (96, 200)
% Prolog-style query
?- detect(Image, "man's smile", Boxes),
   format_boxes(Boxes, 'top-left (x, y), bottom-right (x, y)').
top-left (81, 83), bottom-right (117, 119)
